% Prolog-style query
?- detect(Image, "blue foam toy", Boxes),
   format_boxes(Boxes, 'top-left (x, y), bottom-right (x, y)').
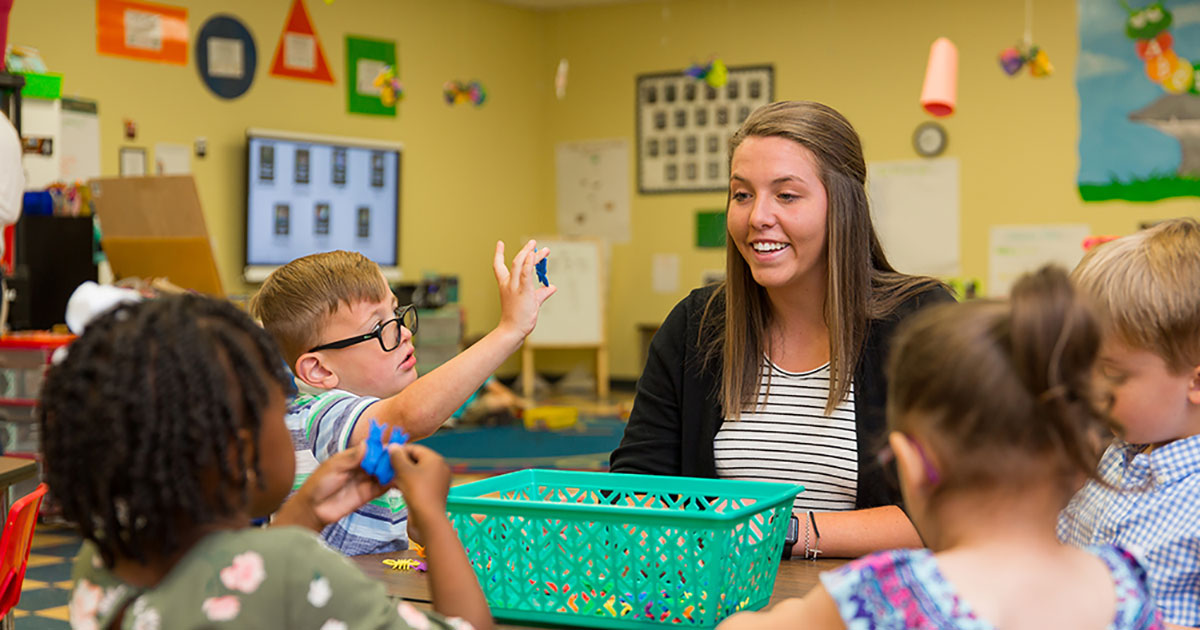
top-left (534, 247), bottom-right (549, 287)
top-left (360, 419), bottom-right (409, 485)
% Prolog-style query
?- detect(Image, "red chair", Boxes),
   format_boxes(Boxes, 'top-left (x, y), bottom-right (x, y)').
top-left (0, 483), bottom-right (48, 617)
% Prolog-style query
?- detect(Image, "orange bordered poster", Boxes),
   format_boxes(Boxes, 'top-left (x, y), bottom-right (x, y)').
top-left (96, 0), bottom-right (188, 65)
top-left (269, 0), bottom-right (334, 84)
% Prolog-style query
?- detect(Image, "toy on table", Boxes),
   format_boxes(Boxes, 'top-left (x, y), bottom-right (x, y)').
top-left (534, 247), bottom-right (549, 287)
top-left (360, 419), bottom-right (409, 485)
top-left (382, 558), bottom-right (427, 572)
top-left (1083, 234), bottom-right (1119, 251)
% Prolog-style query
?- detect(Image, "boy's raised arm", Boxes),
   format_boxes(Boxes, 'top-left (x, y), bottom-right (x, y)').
top-left (353, 240), bottom-right (555, 444)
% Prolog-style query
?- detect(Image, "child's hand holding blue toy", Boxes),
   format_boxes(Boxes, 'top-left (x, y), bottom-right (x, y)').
top-left (534, 247), bottom-right (549, 287)
top-left (361, 419), bottom-right (409, 485)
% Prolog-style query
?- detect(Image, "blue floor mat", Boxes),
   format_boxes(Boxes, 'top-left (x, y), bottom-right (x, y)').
top-left (421, 416), bottom-right (625, 472)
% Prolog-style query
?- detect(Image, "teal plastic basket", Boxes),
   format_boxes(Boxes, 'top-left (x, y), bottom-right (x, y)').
top-left (446, 470), bottom-right (802, 629)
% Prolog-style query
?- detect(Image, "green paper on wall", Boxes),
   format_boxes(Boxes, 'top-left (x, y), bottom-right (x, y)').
top-left (345, 35), bottom-right (396, 116)
top-left (696, 210), bottom-right (726, 248)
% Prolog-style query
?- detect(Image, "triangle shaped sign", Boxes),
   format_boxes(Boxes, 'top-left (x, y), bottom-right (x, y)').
top-left (270, 0), bottom-right (334, 83)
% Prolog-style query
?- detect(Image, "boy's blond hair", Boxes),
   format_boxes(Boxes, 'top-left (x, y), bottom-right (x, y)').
top-left (249, 250), bottom-right (390, 368)
top-left (1071, 217), bottom-right (1200, 372)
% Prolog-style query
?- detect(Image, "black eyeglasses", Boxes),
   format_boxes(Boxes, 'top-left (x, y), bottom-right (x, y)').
top-left (308, 304), bottom-right (418, 353)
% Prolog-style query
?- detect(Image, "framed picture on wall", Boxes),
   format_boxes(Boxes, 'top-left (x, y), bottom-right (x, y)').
top-left (636, 64), bottom-right (773, 194)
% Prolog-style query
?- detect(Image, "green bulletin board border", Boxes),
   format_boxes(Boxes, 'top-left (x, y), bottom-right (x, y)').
top-left (346, 35), bottom-right (396, 117)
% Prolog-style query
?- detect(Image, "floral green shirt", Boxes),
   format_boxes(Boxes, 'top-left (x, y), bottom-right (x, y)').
top-left (68, 526), bottom-right (473, 630)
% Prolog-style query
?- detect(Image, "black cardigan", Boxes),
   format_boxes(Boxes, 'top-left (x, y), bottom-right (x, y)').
top-left (610, 284), bottom-right (954, 510)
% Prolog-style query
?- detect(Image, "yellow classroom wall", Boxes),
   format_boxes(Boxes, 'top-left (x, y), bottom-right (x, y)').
top-left (11, 0), bottom-right (1200, 382)
top-left (8, 0), bottom-right (554, 373)
top-left (541, 0), bottom-right (1199, 379)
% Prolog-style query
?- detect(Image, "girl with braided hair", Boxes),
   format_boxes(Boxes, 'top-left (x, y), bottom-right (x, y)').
top-left (41, 294), bottom-right (492, 630)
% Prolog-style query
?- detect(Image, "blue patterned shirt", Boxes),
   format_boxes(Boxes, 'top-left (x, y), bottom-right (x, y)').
top-left (285, 390), bottom-right (409, 556)
top-left (821, 546), bottom-right (1162, 629)
top-left (1059, 435), bottom-right (1200, 626)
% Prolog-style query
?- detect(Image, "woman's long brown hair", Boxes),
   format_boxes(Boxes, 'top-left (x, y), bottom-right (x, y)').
top-left (703, 101), bottom-right (941, 417)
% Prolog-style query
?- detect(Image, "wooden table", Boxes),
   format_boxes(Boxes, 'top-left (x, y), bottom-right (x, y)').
top-left (356, 551), bottom-right (846, 629)
top-left (0, 456), bottom-right (38, 630)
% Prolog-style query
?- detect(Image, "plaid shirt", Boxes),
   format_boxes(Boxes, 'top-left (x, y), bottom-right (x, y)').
top-left (1058, 435), bottom-right (1200, 626)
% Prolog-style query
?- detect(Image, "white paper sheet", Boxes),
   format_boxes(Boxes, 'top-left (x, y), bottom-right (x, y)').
top-left (284, 33), bottom-right (315, 71)
top-left (207, 37), bottom-right (245, 79)
top-left (867, 158), bottom-right (960, 277)
top-left (60, 103), bottom-right (101, 183)
top-left (154, 142), bottom-right (191, 175)
top-left (556, 139), bottom-right (631, 244)
top-left (356, 59), bottom-right (387, 96)
top-left (652, 253), bottom-right (680, 294)
top-left (988, 224), bottom-right (1091, 297)
top-left (124, 10), bottom-right (163, 51)
top-left (120, 148), bottom-right (146, 177)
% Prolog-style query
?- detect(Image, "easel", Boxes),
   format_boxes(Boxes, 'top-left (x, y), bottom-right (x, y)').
top-left (521, 342), bottom-right (610, 400)
top-left (520, 238), bottom-right (608, 400)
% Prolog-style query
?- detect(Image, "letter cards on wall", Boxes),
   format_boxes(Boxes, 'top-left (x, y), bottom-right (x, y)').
top-left (636, 65), bottom-right (773, 194)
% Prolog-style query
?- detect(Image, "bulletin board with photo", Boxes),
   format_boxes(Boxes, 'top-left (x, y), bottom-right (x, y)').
top-left (636, 65), bottom-right (773, 194)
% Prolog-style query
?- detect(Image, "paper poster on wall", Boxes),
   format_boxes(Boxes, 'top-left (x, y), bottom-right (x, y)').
top-left (1077, 0), bottom-right (1200, 201)
top-left (345, 36), bottom-right (396, 116)
top-left (867, 158), bottom-right (960, 277)
top-left (61, 99), bottom-right (101, 183)
top-left (269, 0), bottom-right (333, 83)
top-left (988, 224), bottom-right (1091, 297)
top-left (119, 147), bottom-right (146, 176)
top-left (195, 15), bottom-right (257, 99)
top-left (555, 139), bottom-right (631, 244)
top-left (96, 0), bottom-right (188, 65)
top-left (154, 143), bottom-right (191, 175)
top-left (651, 253), bottom-right (680, 293)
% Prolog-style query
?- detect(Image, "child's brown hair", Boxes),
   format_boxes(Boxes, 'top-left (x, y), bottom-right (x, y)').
top-left (249, 250), bottom-right (391, 367)
top-left (887, 266), bottom-right (1108, 500)
top-left (1072, 217), bottom-right (1200, 372)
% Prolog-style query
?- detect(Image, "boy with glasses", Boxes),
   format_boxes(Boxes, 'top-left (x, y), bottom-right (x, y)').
top-left (250, 242), bottom-right (554, 554)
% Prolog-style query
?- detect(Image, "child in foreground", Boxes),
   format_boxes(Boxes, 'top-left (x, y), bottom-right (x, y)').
top-left (41, 294), bottom-right (493, 630)
top-left (1058, 218), bottom-right (1200, 630)
top-left (719, 267), bottom-right (1162, 630)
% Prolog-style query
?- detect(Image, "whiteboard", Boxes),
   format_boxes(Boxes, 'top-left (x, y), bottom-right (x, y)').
top-left (527, 238), bottom-right (605, 346)
top-left (867, 158), bottom-right (960, 277)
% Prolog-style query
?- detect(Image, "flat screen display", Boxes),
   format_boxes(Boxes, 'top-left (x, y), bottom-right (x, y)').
top-left (244, 129), bottom-right (401, 281)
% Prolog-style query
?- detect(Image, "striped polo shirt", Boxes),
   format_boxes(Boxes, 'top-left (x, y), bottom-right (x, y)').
top-left (285, 390), bottom-right (409, 555)
top-left (714, 360), bottom-right (857, 511)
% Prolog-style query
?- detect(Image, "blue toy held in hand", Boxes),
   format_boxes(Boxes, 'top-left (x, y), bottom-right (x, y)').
top-left (361, 419), bottom-right (409, 485)
top-left (535, 247), bottom-right (549, 287)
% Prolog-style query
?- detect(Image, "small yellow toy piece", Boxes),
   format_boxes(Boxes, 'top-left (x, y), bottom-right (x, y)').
top-left (382, 558), bottom-right (425, 572)
top-left (523, 405), bottom-right (579, 431)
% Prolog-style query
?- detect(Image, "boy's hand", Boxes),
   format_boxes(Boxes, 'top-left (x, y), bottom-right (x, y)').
top-left (388, 443), bottom-right (451, 526)
top-left (279, 443), bottom-right (387, 532)
top-left (493, 240), bottom-right (556, 339)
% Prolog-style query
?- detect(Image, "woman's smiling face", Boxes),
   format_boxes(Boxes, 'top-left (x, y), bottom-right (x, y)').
top-left (727, 135), bottom-right (829, 293)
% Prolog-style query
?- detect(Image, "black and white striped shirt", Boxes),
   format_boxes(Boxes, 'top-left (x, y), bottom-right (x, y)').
top-left (714, 359), bottom-right (857, 511)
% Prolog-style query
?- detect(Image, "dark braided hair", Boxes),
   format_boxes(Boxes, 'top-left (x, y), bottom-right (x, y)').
top-left (38, 294), bottom-right (293, 567)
